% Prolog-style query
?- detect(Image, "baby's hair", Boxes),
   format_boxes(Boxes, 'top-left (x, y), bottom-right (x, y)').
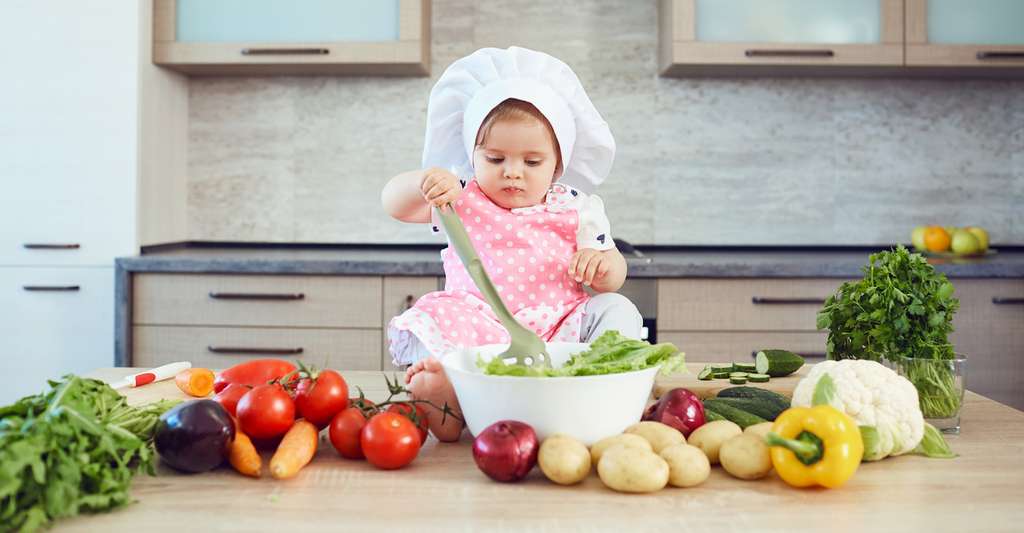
top-left (475, 98), bottom-right (562, 177)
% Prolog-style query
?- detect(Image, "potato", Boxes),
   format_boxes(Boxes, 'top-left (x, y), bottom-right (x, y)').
top-left (659, 444), bottom-right (710, 488)
top-left (687, 420), bottom-right (742, 464)
top-left (624, 421), bottom-right (686, 453)
top-left (590, 433), bottom-right (652, 464)
top-left (539, 434), bottom-right (592, 485)
top-left (719, 434), bottom-right (772, 480)
top-left (744, 422), bottom-right (774, 440)
top-left (597, 446), bottom-right (669, 493)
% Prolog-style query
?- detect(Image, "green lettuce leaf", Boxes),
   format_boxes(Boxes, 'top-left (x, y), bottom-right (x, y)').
top-left (478, 331), bottom-right (684, 377)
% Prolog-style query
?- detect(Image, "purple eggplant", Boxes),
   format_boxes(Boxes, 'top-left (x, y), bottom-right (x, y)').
top-left (154, 400), bottom-right (235, 473)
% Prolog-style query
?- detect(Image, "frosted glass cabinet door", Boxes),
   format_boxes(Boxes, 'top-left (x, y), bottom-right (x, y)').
top-left (153, 0), bottom-right (431, 75)
top-left (659, 0), bottom-right (904, 75)
top-left (906, 0), bottom-right (1024, 67)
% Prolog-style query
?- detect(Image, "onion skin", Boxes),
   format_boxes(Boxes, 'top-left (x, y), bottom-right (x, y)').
top-left (643, 388), bottom-right (706, 438)
top-left (472, 420), bottom-right (539, 482)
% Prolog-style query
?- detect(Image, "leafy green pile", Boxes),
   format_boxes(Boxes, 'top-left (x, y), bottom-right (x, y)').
top-left (479, 331), bottom-right (685, 377)
top-left (0, 376), bottom-right (179, 532)
top-left (816, 245), bottom-right (962, 417)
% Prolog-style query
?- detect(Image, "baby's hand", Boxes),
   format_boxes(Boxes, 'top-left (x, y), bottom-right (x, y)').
top-left (569, 248), bottom-right (610, 286)
top-left (420, 168), bottom-right (463, 209)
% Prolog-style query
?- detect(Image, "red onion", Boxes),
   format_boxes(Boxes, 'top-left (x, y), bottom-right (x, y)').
top-left (472, 420), bottom-right (539, 482)
top-left (643, 387), bottom-right (706, 437)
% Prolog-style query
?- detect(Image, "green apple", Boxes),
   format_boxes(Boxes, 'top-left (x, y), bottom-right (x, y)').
top-left (911, 226), bottom-right (928, 251)
top-left (950, 229), bottom-right (981, 255)
top-left (965, 226), bottom-right (989, 252)
top-left (944, 225), bottom-right (958, 237)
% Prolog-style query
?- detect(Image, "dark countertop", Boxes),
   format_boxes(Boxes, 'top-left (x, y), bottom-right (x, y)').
top-left (116, 242), bottom-right (1024, 278)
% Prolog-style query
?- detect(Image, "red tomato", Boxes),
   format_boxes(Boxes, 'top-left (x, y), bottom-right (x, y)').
top-left (214, 359), bottom-right (296, 393)
top-left (294, 369), bottom-right (349, 428)
top-left (350, 396), bottom-right (376, 412)
top-left (387, 402), bottom-right (429, 444)
top-left (236, 384), bottom-right (295, 439)
top-left (213, 383), bottom-right (250, 417)
top-left (361, 412), bottom-right (421, 470)
top-left (329, 407), bottom-right (369, 459)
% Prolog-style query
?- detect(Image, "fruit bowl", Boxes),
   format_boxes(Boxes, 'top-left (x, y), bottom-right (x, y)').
top-left (921, 248), bottom-right (997, 259)
top-left (440, 342), bottom-right (659, 445)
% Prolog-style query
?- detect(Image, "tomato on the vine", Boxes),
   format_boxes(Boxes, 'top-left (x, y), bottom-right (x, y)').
top-left (329, 407), bottom-right (370, 459)
top-left (387, 402), bottom-right (429, 444)
top-left (294, 369), bottom-right (349, 428)
top-left (236, 384), bottom-right (295, 439)
top-left (213, 383), bottom-right (251, 417)
top-left (361, 412), bottom-right (421, 470)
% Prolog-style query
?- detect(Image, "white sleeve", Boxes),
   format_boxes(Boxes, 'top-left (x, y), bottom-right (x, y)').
top-left (575, 193), bottom-right (614, 251)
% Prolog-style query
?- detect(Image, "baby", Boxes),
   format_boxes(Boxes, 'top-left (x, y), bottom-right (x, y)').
top-left (381, 47), bottom-right (643, 442)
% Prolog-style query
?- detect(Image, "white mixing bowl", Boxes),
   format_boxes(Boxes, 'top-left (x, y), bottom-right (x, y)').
top-left (440, 342), bottom-right (659, 445)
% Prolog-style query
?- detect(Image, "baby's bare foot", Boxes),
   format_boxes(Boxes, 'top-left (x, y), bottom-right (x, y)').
top-left (407, 357), bottom-right (464, 442)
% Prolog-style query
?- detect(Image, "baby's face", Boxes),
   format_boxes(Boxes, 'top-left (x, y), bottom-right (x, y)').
top-left (473, 117), bottom-right (559, 210)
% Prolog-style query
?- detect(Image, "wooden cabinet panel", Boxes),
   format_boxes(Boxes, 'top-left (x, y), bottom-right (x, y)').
top-left (657, 278), bottom-right (851, 331)
top-left (906, 0), bottom-right (1024, 69)
top-left (133, 326), bottom-right (382, 370)
top-left (659, 331), bottom-right (827, 364)
top-left (381, 276), bottom-right (441, 370)
top-left (134, 273), bottom-right (382, 328)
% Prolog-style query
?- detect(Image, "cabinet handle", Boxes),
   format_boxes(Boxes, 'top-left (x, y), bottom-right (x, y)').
top-left (744, 49), bottom-right (834, 58)
top-left (752, 351), bottom-right (826, 360)
top-left (405, 294), bottom-right (415, 310)
top-left (23, 285), bottom-right (80, 291)
top-left (751, 297), bottom-right (826, 305)
top-left (976, 51), bottom-right (1024, 60)
top-left (241, 48), bottom-right (329, 56)
top-left (209, 292), bottom-right (305, 301)
top-left (992, 297), bottom-right (1024, 305)
top-left (207, 346), bottom-right (304, 355)
top-left (23, 243), bottom-right (80, 250)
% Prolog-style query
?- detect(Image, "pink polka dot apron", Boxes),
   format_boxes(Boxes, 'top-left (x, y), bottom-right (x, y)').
top-left (388, 180), bottom-right (588, 362)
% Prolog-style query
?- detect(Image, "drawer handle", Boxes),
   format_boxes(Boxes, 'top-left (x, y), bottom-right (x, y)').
top-left (23, 243), bottom-right (80, 250)
top-left (23, 285), bottom-right (80, 292)
top-left (208, 346), bottom-right (304, 355)
top-left (209, 292), bottom-right (305, 301)
top-left (751, 297), bottom-right (826, 305)
top-left (405, 294), bottom-right (415, 310)
top-left (976, 51), bottom-right (1024, 60)
top-left (744, 49), bottom-right (834, 58)
top-left (992, 297), bottom-right (1024, 305)
top-left (751, 351), bottom-right (826, 360)
top-left (241, 47), bottom-right (329, 56)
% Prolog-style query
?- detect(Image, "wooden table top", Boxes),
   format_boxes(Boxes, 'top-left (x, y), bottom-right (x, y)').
top-left (53, 367), bottom-right (1024, 532)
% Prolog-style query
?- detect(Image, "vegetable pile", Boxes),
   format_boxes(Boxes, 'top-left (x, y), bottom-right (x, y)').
top-left (0, 376), bottom-right (178, 532)
top-left (817, 245), bottom-right (962, 418)
top-left (478, 331), bottom-right (684, 377)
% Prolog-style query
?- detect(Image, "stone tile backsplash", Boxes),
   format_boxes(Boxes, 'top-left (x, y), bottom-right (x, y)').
top-left (187, 0), bottom-right (1024, 246)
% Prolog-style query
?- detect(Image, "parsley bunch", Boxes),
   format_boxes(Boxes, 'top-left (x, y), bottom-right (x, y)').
top-left (0, 376), bottom-right (179, 532)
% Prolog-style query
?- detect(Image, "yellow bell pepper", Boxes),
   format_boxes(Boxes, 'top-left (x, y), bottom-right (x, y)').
top-left (765, 405), bottom-right (864, 489)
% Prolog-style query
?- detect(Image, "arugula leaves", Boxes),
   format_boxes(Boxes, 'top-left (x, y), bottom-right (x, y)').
top-left (0, 376), bottom-right (178, 532)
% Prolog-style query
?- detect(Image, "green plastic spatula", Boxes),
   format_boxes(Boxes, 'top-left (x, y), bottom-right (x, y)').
top-left (434, 205), bottom-right (551, 368)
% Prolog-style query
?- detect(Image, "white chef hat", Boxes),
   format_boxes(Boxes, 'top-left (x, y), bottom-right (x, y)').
top-left (421, 46), bottom-right (615, 194)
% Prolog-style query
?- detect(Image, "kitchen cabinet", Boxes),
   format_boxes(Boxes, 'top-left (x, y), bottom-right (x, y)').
top-left (153, 0), bottom-right (431, 75)
top-left (128, 273), bottom-right (442, 371)
top-left (906, 0), bottom-right (1024, 70)
top-left (658, 0), bottom-right (904, 76)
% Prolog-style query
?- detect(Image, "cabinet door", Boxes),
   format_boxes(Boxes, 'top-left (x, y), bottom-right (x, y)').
top-left (659, 0), bottom-right (904, 75)
top-left (153, 0), bottom-right (430, 75)
top-left (907, 0), bottom-right (1024, 67)
top-left (0, 1), bottom-right (138, 266)
top-left (0, 267), bottom-right (114, 404)
top-left (381, 276), bottom-right (441, 370)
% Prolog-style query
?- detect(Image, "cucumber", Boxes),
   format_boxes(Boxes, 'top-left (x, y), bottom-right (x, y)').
top-left (701, 400), bottom-right (767, 429)
top-left (754, 349), bottom-right (805, 377)
top-left (705, 397), bottom-right (786, 421)
top-left (712, 370), bottom-right (732, 379)
top-left (728, 372), bottom-right (748, 378)
top-left (710, 363), bottom-right (733, 371)
top-left (698, 366), bottom-right (714, 380)
top-left (716, 387), bottom-right (791, 414)
top-left (747, 373), bottom-right (771, 383)
top-left (729, 376), bottom-right (747, 384)
top-left (734, 362), bottom-right (757, 373)
top-left (704, 409), bottom-right (726, 422)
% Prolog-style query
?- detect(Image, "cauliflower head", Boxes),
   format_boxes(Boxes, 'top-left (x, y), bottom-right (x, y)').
top-left (792, 359), bottom-right (924, 461)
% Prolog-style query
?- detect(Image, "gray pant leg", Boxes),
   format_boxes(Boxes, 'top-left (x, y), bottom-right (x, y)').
top-left (580, 292), bottom-right (644, 342)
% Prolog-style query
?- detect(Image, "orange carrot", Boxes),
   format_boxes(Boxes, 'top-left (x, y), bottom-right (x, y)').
top-left (270, 420), bottom-right (319, 480)
top-left (175, 368), bottom-right (215, 397)
top-left (229, 429), bottom-right (262, 478)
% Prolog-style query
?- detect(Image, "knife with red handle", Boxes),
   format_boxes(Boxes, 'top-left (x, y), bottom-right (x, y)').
top-left (110, 362), bottom-right (192, 390)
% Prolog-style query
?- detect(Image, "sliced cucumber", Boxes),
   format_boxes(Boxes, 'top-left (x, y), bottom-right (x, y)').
top-left (710, 363), bottom-right (734, 371)
top-left (747, 373), bottom-right (771, 383)
top-left (734, 362), bottom-right (757, 373)
top-left (729, 376), bottom-right (748, 384)
top-left (698, 366), bottom-right (714, 380)
top-left (729, 372), bottom-right (748, 378)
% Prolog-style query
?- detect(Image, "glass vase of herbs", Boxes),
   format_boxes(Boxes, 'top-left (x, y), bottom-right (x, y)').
top-left (817, 245), bottom-right (965, 433)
